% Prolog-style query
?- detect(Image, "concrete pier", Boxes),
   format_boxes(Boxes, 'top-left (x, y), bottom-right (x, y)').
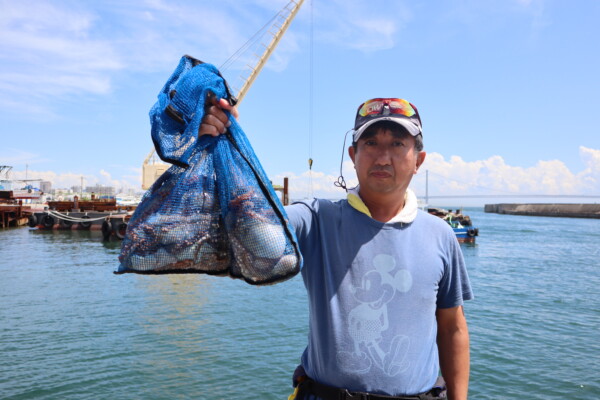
top-left (484, 203), bottom-right (600, 219)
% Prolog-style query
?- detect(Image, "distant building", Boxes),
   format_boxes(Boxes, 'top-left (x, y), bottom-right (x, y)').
top-left (40, 181), bottom-right (52, 193)
top-left (85, 185), bottom-right (115, 197)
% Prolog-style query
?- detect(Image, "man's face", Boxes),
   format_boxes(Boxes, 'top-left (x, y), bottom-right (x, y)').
top-left (348, 127), bottom-right (426, 199)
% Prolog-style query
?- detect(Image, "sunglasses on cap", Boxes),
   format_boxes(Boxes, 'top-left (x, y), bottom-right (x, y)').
top-left (353, 98), bottom-right (422, 141)
top-left (357, 98), bottom-right (417, 118)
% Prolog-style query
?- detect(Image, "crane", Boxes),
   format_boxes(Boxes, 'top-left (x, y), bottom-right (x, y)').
top-left (142, 0), bottom-right (304, 190)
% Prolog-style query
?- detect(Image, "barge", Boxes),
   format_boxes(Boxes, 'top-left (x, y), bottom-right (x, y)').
top-left (29, 196), bottom-right (136, 240)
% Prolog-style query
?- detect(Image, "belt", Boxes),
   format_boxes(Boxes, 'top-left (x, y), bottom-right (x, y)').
top-left (298, 378), bottom-right (446, 400)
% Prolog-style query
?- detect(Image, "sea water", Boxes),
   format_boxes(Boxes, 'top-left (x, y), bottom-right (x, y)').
top-left (0, 209), bottom-right (598, 399)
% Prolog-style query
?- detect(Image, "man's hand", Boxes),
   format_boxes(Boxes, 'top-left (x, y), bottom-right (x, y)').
top-left (199, 98), bottom-right (239, 137)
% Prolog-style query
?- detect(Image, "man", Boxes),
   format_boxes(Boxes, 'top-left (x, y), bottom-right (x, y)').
top-left (200, 98), bottom-right (473, 400)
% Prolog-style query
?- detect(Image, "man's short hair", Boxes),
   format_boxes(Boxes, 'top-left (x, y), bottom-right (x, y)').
top-left (352, 120), bottom-right (424, 152)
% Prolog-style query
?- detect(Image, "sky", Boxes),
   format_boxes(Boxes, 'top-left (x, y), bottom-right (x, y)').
top-left (1, 0), bottom-right (599, 206)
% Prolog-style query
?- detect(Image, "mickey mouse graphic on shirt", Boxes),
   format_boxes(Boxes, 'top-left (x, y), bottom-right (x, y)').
top-left (337, 253), bottom-right (413, 376)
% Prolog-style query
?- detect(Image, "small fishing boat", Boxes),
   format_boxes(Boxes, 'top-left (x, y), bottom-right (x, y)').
top-left (427, 207), bottom-right (479, 243)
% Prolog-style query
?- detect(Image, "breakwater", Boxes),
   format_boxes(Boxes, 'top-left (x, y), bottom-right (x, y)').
top-left (484, 203), bottom-right (600, 218)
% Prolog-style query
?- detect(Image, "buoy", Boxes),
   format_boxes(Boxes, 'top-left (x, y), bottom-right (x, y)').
top-left (115, 221), bottom-right (128, 240)
top-left (101, 220), bottom-right (112, 240)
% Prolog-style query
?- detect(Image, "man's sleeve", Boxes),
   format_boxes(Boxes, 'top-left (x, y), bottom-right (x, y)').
top-left (437, 235), bottom-right (474, 309)
top-left (285, 201), bottom-right (318, 256)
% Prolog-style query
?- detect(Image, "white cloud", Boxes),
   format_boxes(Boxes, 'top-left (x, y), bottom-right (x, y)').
top-left (5, 148), bottom-right (600, 201)
top-left (440, 0), bottom-right (551, 43)
top-left (314, 1), bottom-right (409, 51)
top-left (0, 0), bottom-right (418, 117)
top-left (0, 148), bottom-right (51, 166)
top-left (5, 168), bottom-right (139, 192)
top-left (579, 146), bottom-right (600, 174)
top-left (0, 1), bottom-right (309, 115)
top-left (414, 151), bottom-right (600, 198)
top-left (273, 159), bottom-right (358, 201)
top-left (514, 0), bottom-right (551, 41)
top-left (269, 148), bottom-right (600, 203)
top-left (0, 1), bottom-right (124, 114)
top-left (578, 146), bottom-right (600, 189)
top-left (277, 149), bottom-right (600, 203)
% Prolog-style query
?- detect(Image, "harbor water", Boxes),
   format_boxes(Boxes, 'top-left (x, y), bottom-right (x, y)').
top-left (1, 208), bottom-right (599, 399)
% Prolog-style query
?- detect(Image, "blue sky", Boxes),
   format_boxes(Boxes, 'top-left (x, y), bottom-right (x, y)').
top-left (1, 0), bottom-right (599, 205)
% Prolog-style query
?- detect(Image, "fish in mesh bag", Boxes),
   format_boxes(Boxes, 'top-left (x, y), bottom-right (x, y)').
top-left (116, 55), bottom-right (302, 285)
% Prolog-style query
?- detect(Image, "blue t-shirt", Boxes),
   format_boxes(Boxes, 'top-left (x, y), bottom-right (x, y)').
top-left (286, 198), bottom-right (473, 396)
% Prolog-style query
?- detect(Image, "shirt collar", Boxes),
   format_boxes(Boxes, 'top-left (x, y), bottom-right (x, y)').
top-left (347, 186), bottom-right (418, 224)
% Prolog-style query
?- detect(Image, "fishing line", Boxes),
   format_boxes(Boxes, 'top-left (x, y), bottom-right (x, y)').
top-left (334, 129), bottom-right (353, 192)
top-left (220, 12), bottom-right (279, 72)
top-left (308, 0), bottom-right (314, 198)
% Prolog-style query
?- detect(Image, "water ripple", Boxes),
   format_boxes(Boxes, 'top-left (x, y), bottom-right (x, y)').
top-left (1, 212), bottom-right (599, 399)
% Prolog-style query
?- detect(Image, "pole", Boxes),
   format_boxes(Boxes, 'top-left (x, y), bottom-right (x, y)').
top-left (236, 0), bottom-right (304, 103)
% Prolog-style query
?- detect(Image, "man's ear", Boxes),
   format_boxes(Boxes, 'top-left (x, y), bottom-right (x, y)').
top-left (348, 145), bottom-right (356, 164)
top-left (414, 151), bottom-right (426, 174)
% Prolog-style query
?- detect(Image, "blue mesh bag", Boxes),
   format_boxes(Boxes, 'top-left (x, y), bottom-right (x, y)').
top-left (116, 55), bottom-right (302, 285)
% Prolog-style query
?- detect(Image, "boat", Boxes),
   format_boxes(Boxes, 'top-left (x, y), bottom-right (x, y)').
top-left (0, 191), bottom-right (39, 228)
top-left (28, 196), bottom-right (136, 240)
top-left (0, 178), bottom-right (44, 202)
top-left (0, 179), bottom-right (47, 228)
top-left (427, 207), bottom-right (479, 244)
top-left (116, 195), bottom-right (142, 207)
